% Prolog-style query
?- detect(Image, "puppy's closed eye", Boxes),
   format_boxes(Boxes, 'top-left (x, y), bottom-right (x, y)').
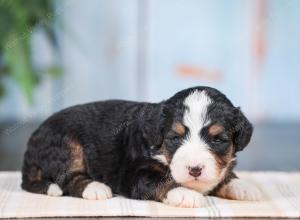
top-left (169, 135), bottom-right (181, 143)
top-left (164, 133), bottom-right (182, 152)
top-left (211, 136), bottom-right (229, 145)
top-left (209, 133), bottom-right (231, 155)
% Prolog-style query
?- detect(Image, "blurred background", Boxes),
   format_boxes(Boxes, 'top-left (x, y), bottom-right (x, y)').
top-left (0, 0), bottom-right (299, 171)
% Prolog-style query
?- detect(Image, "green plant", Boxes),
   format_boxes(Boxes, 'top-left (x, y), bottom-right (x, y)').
top-left (0, 0), bottom-right (61, 103)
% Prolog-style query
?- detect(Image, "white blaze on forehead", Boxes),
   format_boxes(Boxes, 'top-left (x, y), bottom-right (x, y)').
top-left (183, 90), bottom-right (212, 130)
top-left (182, 90), bottom-right (212, 164)
top-left (170, 90), bottom-right (220, 193)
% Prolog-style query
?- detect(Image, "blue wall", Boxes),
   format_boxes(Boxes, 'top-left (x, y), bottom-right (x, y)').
top-left (1, 0), bottom-right (300, 122)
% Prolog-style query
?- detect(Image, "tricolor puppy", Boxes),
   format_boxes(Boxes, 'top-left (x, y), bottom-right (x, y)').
top-left (22, 86), bottom-right (261, 207)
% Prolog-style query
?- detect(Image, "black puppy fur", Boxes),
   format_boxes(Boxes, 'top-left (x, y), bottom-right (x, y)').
top-left (22, 86), bottom-right (252, 202)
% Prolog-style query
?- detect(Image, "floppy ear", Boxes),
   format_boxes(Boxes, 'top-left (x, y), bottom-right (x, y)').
top-left (139, 102), bottom-right (170, 146)
top-left (233, 108), bottom-right (253, 152)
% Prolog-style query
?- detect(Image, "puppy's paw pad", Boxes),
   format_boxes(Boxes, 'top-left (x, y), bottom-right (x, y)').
top-left (221, 179), bottom-right (262, 201)
top-left (82, 181), bottom-right (112, 200)
top-left (163, 187), bottom-right (205, 208)
top-left (47, 183), bottom-right (63, 197)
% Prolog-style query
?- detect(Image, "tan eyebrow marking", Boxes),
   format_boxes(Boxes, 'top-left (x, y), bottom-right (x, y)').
top-left (208, 124), bottom-right (224, 136)
top-left (172, 122), bottom-right (186, 136)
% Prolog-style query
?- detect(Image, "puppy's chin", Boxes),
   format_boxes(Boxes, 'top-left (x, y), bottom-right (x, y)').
top-left (181, 178), bottom-right (221, 195)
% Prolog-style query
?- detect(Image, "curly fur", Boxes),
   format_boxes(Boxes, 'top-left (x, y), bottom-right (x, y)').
top-left (21, 86), bottom-right (253, 204)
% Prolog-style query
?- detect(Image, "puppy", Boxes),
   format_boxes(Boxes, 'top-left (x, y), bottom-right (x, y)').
top-left (22, 86), bottom-right (261, 207)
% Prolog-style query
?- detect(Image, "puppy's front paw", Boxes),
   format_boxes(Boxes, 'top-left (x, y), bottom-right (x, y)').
top-left (47, 183), bottom-right (63, 197)
top-left (82, 181), bottom-right (113, 200)
top-left (163, 187), bottom-right (205, 208)
top-left (218, 178), bottom-right (262, 201)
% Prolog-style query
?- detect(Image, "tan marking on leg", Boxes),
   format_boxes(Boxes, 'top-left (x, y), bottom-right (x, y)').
top-left (28, 168), bottom-right (43, 182)
top-left (69, 139), bottom-right (86, 172)
top-left (36, 169), bottom-right (42, 181)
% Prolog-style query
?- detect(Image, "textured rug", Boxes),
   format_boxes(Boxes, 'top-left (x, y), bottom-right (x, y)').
top-left (0, 171), bottom-right (300, 218)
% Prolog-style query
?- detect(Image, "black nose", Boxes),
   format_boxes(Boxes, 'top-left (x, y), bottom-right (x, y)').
top-left (188, 166), bottom-right (202, 177)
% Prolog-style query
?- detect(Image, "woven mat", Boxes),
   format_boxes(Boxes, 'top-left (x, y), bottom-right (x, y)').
top-left (0, 171), bottom-right (300, 218)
